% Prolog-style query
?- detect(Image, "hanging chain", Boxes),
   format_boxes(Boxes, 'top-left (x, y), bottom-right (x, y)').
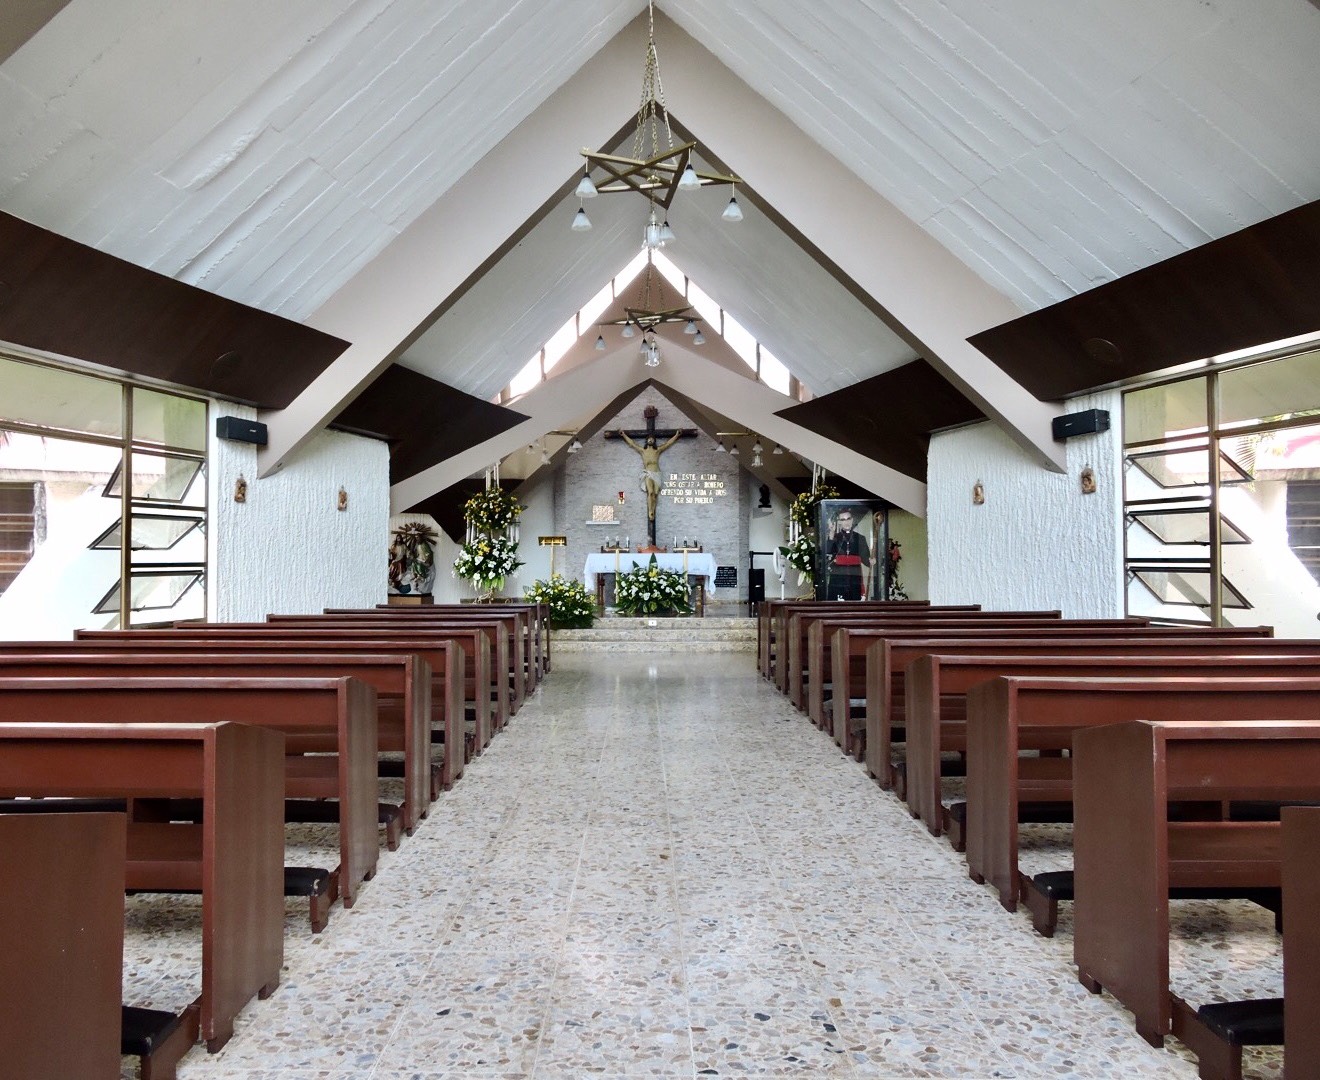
top-left (630, 0), bottom-right (676, 163)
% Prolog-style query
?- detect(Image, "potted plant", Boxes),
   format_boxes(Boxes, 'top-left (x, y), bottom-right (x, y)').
top-left (524, 574), bottom-right (595, 629)
top-left (613, 555), bottom-right (692, 616)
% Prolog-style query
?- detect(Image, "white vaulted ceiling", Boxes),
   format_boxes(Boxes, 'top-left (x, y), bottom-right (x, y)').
top-left (3, 0), bottom-right (1320, 507)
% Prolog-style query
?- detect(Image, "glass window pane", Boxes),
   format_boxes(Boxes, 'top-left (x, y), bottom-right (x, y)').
top-left (93, 569), bottom-right (204, 615)
top-left (1127, 508), bottom-right (1249, 545)
top-left (1219, 349), bottom-right (1320, 429)
top-left (0, 355), bottom-right (122, 438)
top-left (1124, 377), bottom-right (1208, 445)
top-left (758, 348), bottom-right (792, 395)
top-left (132, 387), bottom-right (206, 451)
top-left (90, 513), bottom-right (203, 551)
top-left (104, 453), bottom-right (204, 505)
top-left (1127, 444), bottom-right (1250, 489)
top-left (1130, 567), bottom-right (1250, 609)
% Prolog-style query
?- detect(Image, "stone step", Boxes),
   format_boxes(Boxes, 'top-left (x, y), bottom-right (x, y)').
top-left (553, 639), bottom-right (754, 653)
top-left (555, 623), bottom-right (755, 642)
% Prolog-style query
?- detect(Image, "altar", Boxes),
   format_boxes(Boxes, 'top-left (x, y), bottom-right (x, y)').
top-left (583, 552), bottom-right (718, 616)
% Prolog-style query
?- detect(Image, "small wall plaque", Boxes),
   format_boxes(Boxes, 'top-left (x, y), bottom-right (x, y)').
top-left (591, 505), bottom-right (616, 523)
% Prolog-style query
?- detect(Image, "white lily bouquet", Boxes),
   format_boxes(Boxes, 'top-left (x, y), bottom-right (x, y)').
top-left (453, 532), bottom-right (523, 592)
top-left (613, 555), bottom-right (692, 616)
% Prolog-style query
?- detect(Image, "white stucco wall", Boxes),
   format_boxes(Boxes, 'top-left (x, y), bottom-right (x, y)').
top-left (208, 405), bottom-right (390, 620)
top-left (927, 391), bottom-right (1123, 617)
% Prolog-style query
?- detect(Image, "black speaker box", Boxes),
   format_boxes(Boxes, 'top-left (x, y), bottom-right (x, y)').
top-left (215, 416), bottom-right (268, 445)
top-left (1051, 408), bottom-right (1110, 441)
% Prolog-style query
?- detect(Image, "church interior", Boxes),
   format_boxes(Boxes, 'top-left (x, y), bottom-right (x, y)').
top-left (2, 0), bottom-right (1320, 1076)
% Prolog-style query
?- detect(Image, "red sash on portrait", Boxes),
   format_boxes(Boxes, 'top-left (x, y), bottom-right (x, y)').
top-left (834, 555), bottom-right (862, 566)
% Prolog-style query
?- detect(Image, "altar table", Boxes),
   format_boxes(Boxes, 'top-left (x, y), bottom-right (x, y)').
top-left (584, 553), bottom-right (718, 617)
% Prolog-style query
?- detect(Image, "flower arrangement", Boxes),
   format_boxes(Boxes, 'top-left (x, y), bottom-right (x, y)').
top-left (789, 482), bottom-right (840, 532)
top-left (524, 574), bottom-right (596, 629)
top-left (779, 534), bottom-right (817, 582)
top-left (613, 555), bottom-right (692, 616)
top-left (462, 488), bottom-right (522, 534)
top-left (453, 533), bottom-right (523, 591)
top-left (887, 538), bottom-right (909, 601)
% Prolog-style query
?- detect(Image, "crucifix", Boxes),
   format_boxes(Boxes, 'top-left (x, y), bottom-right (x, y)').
top-left (604, 405), bottom-right (698, 546)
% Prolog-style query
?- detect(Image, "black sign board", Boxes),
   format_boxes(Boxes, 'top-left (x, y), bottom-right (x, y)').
top-left (714, 565), bottom-right (738, 588)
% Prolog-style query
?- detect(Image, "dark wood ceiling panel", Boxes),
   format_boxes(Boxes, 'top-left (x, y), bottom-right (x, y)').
top-left (0, 211), bottom-right (349, 407)
top-left (406, 479), bottom-right (521, 543)
top-left (775, 359), bottom-right (984, 482)
top-left (1, 0), bottom-right (73, 64)
top-left (333, 364), bottom-right (529, 486)
top-left (969, 199), bottom-right (1320, 401)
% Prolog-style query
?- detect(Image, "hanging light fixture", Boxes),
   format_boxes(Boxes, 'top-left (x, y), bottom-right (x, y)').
top-left (715, 440), bottom-right (727, 453)
top-left (567, 438), bottom-right (582, 454)
top-left (572, 0), bottom-right (739, 228)
top-left (752, 438), bottom-right (763, 455)
top-left (692, 329), bottom-right (705, 345)
top-left (729, 442), bottom-right (741, 458)
top-left (772, 443), bottom-right (784, 455)
top-left (595, 332), bottom-right (606, 351)
top-left (722, 189), bottom-right (744, 222)
top-left (571, 204), bottom-right (592, 231)
top-left (598, 252), bottom-right (700, 367)
top-left (751, 449), bottom-right (763, 467)
top-left (683, 319), bottom-right (698, 335)
top-left (575, 167), bottom-right (598, 199)
top-left (643, 207), bottom-right (666, 250)
top-left (540, 444), bottom-right (552, 466)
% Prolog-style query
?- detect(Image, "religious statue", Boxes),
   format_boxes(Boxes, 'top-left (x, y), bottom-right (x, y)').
top-left (620, 429), bottom-right (682, 527)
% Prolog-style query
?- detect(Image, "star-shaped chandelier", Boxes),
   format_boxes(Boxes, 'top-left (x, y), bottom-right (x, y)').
top-left (592, 253), bottom-right (705, 367)
top-left (571, 0), bottom-right (743, 243)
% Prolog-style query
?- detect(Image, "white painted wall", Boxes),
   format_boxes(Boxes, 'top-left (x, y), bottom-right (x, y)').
top-left (927, 391), bottom-right (1123, 616)
top-left (887, 509), bottom-right (928, 601)
top-left (208, 404), bottom-right (389, 620)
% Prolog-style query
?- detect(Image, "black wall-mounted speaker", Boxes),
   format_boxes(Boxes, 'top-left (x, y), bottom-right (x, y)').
top-left (215, 416), bottom-right (268, 445)
top-left (1051, 408), bottom-right (1110, 441)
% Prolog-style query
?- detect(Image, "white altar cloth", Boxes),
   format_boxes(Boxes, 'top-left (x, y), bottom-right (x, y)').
top-left (583, 552), bottom-right (718, 589)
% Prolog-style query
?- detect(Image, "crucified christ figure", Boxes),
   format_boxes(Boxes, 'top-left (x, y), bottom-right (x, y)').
top-left (620, 429), bottom-right (682, 528)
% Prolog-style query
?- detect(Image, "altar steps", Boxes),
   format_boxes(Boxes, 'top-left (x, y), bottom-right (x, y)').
top-left (552, 615), bottom-right (756, 653)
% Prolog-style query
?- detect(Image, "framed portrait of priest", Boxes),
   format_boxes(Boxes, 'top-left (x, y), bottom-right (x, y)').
top-left (816, 499), bottom-right (888, 601)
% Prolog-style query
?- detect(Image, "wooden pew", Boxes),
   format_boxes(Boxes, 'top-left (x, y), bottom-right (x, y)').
top-left (268, 611), bottom-right (527, 714)
top-left (807, 613), bottom-right (1147, 728)
top-left (1072, 720), bottom-right (1320, 1066)
top-left (0, 676), bottom-right (378, 908)
top-left (0, 645), bottom-right (451, 814)
top-left (156, 621), bottom-right (510, 731)
top-left (905, 647), bottom-right (1320, 840)
top-left (1283, 805), bottom-right (1320, 1079)
top-left (964, 675), bottom-right (1320, 914)
top-left (0, 812), bottom-right (126, 1080)
top-left (0, 722), bottom-right (284, 1052)
top-left (757, 598), bottom-right (937, 681)
top-left (358, 600), bottom-right (550, 682)
top-left (70, 628), bottom-right (486, 774)
top-left (862, 626), bottom-right (1278, 789)
top-left (782, 605), bottom-right (991, 702)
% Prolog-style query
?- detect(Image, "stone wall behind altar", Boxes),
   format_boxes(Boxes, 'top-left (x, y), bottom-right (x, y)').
top-left (555, 386), bottom-right (751, 603)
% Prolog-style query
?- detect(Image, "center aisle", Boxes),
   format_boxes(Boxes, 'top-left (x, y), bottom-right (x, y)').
top-left (185, 651), bottom-right (1197, 1079)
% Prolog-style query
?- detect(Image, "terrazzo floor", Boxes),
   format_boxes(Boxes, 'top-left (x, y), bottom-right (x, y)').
top-left (124, 651), bottom-right (1284, 1079)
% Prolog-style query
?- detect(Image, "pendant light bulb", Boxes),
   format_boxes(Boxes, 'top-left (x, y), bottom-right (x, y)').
top-left (692, 330), bottom-right (705, 345)
top-left (571, 204), bottom-right (593, 231)
top-left (729, 442), bottom-right (741, 458)
top-left (715, 440), bottom-right (727, 453)
top-left (684, 319), bottom-right (698, 335)
top-left (621, 322), bottom-right (636, 339)
top-left (722, 194), bottom-right (743, 223)
top-left (677, 162), bottom-right (700, 190)
top-left (594, 333), bottom-right (606, 351)
top-left (772, 443), bottom-right (784, 455)
top-left (575, 172), bottom-right (598, 199)
top-left (659, 219), bottom-right (676, 244)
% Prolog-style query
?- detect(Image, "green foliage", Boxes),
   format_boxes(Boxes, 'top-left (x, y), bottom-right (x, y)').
top-left (462, 488), bottom-right (522, 533)
top-left (524, 574), bottom-right (596, 629)
top-left (452, 533), bottom-right (523, 587)
top-left (788, 483), bottom-right (839, 532)
top-left (613, 555), bottom-right (692, 616)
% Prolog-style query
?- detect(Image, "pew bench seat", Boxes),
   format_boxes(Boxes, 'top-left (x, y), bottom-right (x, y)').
top-left (1170, 996), bottom-right (1283, 1080)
